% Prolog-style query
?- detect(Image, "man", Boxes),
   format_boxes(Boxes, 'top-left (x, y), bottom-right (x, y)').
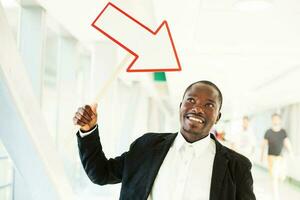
top-left (261, 113), bottom-right (293, 200)
top-left (232, 116), bottom-right (256, 162)
top-left (74, 80), bottom-right (256, 200)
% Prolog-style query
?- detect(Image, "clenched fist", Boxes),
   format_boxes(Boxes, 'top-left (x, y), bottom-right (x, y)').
top-left (73, 103), bottom-right (98, 132)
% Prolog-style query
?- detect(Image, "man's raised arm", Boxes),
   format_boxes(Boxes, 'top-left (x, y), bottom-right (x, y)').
top-left (73, 103), bottom-right (125, 185)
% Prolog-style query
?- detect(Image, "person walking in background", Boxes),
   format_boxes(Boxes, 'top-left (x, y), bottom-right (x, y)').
top-left (232, 116), bottom-right (256, 162)
top-left (261, 113), bottom-right (294, 200)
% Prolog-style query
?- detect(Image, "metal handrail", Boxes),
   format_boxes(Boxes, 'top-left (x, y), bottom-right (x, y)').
top-left (0, 156), bottom-right (9, 160)
top-left (0, 183), bottom-right (12, 189)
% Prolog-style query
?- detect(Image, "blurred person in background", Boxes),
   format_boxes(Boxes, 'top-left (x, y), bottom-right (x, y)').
top-left (232, 116), bottom-right (256, 162)
top-left (73, 80), bottom-right (256, 200)
top-left (261, 113), bottom-right (294, 200)
top-left (215, 128), bottom-right (232, 148)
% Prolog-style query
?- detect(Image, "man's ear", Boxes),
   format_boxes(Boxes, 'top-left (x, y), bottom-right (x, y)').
top-left (215, 112), bottom-right (222, 124)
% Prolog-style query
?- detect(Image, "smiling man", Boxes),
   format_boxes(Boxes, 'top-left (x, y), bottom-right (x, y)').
top-left (74, 80), bottom-right (256, 200)
top-left (179, 81), bottom-right (222, 142)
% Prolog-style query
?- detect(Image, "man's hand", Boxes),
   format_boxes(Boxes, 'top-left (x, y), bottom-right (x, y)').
top-left (73, 103), bottom-right (98, 132)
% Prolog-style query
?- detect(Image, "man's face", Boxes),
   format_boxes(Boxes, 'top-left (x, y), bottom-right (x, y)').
top-left (179, 83), bottom-right (221, 142)
top-left (272, 115), bottom-right (281, 128)
top-left (243, 118), bottom-right (249, 130)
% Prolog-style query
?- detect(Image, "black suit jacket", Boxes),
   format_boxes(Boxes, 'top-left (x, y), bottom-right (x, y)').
top-left (77, 128), bottom-right (256, 200)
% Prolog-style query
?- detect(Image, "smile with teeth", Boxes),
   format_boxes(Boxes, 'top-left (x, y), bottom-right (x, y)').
top-left (187, 116), bottom-right (205, 124)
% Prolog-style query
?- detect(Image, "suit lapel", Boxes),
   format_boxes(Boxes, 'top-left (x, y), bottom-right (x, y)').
top-left (209, 135), bottom-right (229, 200)
top-left (142, 133), bottom-right (177, 200)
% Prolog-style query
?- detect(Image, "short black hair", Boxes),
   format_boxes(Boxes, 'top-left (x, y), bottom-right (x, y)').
top-left (243, 116), bottom-right (249, 121)
top-left (272, 113), bottom-right (281, 118)
top-left (182, 80), bottom-right (223, 110)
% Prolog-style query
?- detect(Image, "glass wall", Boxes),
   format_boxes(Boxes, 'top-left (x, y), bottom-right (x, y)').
top-left (0, 0), bottom-right (19, 199)
top-left (0, 140), bottom-right (13, 200)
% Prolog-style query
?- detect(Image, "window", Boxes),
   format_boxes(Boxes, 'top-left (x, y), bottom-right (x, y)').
top-left (0, 140), bottom-right (13, 200)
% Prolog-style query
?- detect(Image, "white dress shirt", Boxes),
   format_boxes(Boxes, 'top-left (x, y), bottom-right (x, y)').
top-left (147, 132), bottom-right (216, 200)
top-left (78, 125), bottom-right (98, 137)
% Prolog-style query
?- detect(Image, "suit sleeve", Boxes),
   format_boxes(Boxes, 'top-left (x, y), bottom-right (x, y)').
top-left (236, 161), bottom-right (256, 200)
top-left (77, 126), bottom-right (136, 185)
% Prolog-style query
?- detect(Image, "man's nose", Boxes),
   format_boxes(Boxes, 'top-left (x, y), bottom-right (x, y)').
top-left (191, 104), bottom-right (204, 114)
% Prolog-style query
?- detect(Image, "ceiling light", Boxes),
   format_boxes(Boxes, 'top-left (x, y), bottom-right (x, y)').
top-left (0, 0), bottom-right (19, 8)
top-left (234, 0), bottom-right (274, 12)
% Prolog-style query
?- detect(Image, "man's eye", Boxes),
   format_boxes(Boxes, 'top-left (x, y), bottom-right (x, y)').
top-left (187, 98), bottom-right (195, 103)
top-left (206, 103), bottom-right (214, 108)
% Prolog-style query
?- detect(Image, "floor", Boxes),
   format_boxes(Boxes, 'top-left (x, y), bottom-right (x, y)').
top-left (253, 167), bottom-right (300, 200)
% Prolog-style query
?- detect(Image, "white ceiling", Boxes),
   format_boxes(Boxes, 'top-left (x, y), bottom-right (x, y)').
top-left (3, 0), bottom-right (300, 119)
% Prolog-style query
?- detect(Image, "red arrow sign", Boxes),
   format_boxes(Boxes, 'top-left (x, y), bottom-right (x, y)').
top-left (91, 2), bottom-right (182, 72)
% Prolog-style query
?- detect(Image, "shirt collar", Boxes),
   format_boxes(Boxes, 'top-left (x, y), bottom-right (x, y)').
top-left (174, 131), bottom-right (214, 157)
